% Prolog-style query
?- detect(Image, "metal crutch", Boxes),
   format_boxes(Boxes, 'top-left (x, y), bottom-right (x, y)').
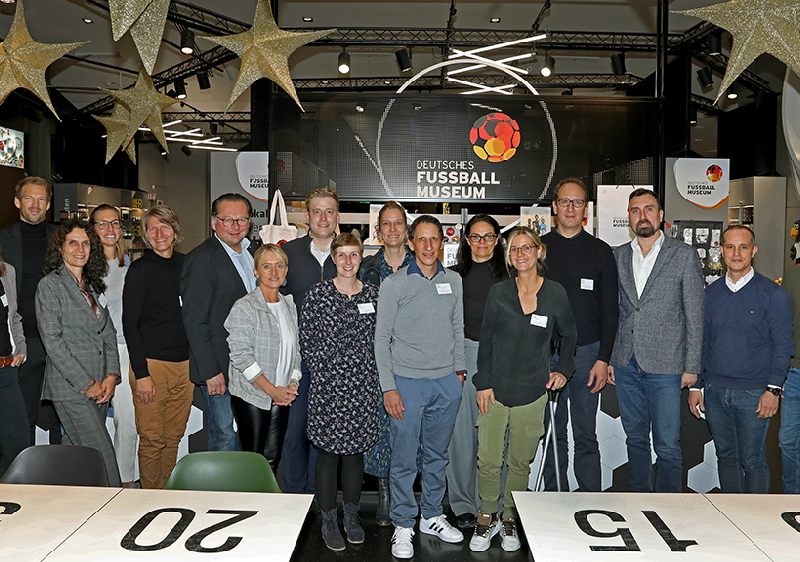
top-left (534, 388), bottom-right (563, 492)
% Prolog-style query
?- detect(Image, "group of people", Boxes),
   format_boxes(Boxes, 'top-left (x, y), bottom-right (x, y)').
top-left (0, 176), bottom-right (799, 559)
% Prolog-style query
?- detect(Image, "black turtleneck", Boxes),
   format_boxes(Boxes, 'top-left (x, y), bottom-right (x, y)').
top-left (19, 221), bottom-right (48, 339)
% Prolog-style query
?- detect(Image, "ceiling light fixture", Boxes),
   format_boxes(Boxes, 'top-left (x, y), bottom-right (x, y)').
top-left (395, 47), bottom-right (412, 73)
top-left (726, 85), bottom-right (738, 100)
top-left (611, 52), bottom-right (626, 75)
top-left (447, 33), bottom-right (546, 59)
top-left (197, 71), bottom-right (211, 90)
top-left (540, 56), bottom-right (555, 77)
top-left (174, 79), bottom-right (187, 100)
top-left (180, 29), bottom-right (195, 55)
top-left (708, 30), bottom-right (722, 56)
top-left (338, 47), bottom-right (350, 74)
top-left (355, 105), bottom-right (364, 112)
top-left (447, 76), bottom-right (514, 96)
top-left (690, 108), bottom-right (698, 124)
top-left (753, 89), bottom-right (765, 109)
top-left (448, 50), bottom-right (532, 76)
top-left (82, 18), bottom-right (93, 24)
top-left (210, 122), bottom-right (218, 135)
top-left (303, 16), bottom-right (313, 22)
top-left (697, 67), bottom-right (713, 88)
top-left (181, 145), bottom-right (192, 157)
top-left (490, 17), bottom-right (501, 24)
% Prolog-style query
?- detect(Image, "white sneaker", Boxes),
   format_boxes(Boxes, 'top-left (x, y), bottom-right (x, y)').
top-left (420, 514), bottom-right (464, 543)
top-left (391, 526), bottom-right (414, 558)
top-left (469, 512), bottom-right (500, 552)
top-left (500, 517), bottom-right (521, 552)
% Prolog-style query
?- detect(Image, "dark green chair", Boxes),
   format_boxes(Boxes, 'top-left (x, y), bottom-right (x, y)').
top-left (164, 451), bottom-right (282, 493)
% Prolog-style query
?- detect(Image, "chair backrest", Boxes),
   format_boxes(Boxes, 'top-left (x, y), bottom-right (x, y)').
top-left (0, 445), bottom-right (109, 487)
top-left (163, 451), bottom-right (281, 493)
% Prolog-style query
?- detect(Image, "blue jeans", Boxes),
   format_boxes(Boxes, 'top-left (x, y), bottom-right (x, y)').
top-left (199, 386), bottom-right (240, 452)
top-left (281, 365), bottom-right (317, 493)
top-left (544, 342), bottom-right (602, 492)
top-left (615, 355), bottom-right (682, 492)
top-left (389, 373), bottom-right (462, 529)
top-left (704, 382), bottom-right (770, 493)
top-left (780, 368), bottom-right (800, 494)
top-left (0, 366), bottom-right (30, 476)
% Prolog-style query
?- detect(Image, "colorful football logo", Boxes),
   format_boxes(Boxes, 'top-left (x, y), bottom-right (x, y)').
top-left (706, 164), bottom-right (723, 182)
top-left (470, 113), bottom-right (520, 162)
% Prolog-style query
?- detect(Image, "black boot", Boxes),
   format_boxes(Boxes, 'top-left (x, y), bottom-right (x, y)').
top-left (320, 508), bottom-right (345, 551)
top-left (376, 477), bottom-right (391, 526)
top-left (343, 503), bottom-right (365, 544)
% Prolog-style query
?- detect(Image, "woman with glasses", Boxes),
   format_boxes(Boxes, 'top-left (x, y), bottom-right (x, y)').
top-left (447, 214), bottom-right (508, 532)
top-left (470, 226), bottom-right (576, 553)
top-left (90, 204), bottom-right (137, 487)
top-left (122, 206), bottom-right (192, 489)
top-left (358, 201), bottom-right (415, 526)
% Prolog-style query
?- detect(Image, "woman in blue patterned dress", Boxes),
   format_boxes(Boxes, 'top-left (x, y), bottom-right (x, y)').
top-left (358, 201), bottom-right (415, 526)
top-left (301, 232), bottom-right (381, 552)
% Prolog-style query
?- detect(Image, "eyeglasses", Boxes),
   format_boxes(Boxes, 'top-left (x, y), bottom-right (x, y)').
top-left (95, 220), bottom-right (122, 230)
top-left (216, 217), bottom-right (250, 227)
top-left (467, 233), bottom-right (497, 243)
top-left (509, 244), bottom-right (535, 255)
top-left (556, 198), bottom-right (587, 208)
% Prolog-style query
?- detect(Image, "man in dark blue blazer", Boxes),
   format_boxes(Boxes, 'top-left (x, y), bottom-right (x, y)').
top-left (181, 193), bottom-right (256, 451)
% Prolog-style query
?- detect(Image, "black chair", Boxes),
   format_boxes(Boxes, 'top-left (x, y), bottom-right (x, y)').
top-left (0, 445), bottom-right (109, 487)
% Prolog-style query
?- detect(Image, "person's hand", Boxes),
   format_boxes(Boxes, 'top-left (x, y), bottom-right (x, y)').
top-left (136, 376), bottom-right (156, 406)
top-left (456, 371), bottom-right (466, 385)
top-left (96, 375), bottom-right (116, 404)
top-left (588, 360), bottom-right (609, 393)
top-left (681, 372), bottom-right (698, 389)
top-left (757, 391), bottom-right (780, 419)
top-left (546, 372), bottom-right (567, 391)
top-left (607, 365), bottom-right (615, 386)
top-left (270, 385), bottom-right (299, 406)
top-left (85, 381), bottom-right (103, 401)
top-left (476, 388), bottom-right (495, 415)
top-left (206, 372), bottom-right (226, 396)
top-left (384, 390), bottom-right (405, 420)
top-left (688, 391), bottom-right (704, 419)
top-left (11, 354), bottom-right (25, 367)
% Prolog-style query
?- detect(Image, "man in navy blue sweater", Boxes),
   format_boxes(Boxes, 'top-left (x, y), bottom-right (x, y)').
top-left (689, 225), bottom-right (793, 493)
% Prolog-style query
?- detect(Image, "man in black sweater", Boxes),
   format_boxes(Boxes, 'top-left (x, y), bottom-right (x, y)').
top-left (0, 177), bottom-right (59, 444)
top-left (279, 188), bottom-right (338, 494)
top-left (541, 177), bottom-right (619, 491)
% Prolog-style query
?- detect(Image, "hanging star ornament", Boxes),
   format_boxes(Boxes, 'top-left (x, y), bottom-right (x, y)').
top-left (94, 104), bottom-right (137, 164)
top-left (675, 0), bottom-right (800, 102)
top-left (0, 0), bottom-right (88, 121)
top-left (98, 66), bottom-right (176, 160)
top-left (108, 0), bottom-right (170, 74)
top-left (200, 0), bottom-right (335, 111)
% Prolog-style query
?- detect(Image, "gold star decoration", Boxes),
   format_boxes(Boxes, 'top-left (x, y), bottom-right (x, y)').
top-left (200, 0), bottom-right (335, 111)
top-left (675, 0), bottom-right (800, 102)
top-left (94, 104), bottom-right (137, 164)
top-left (108, 0), bottom-right (169, 75)
top-left (99, 66), bottom-right (176, 160)
top-left (0, 0), bottom-right (88, 121)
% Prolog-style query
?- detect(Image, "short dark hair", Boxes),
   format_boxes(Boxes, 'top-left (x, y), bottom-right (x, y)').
top-left (722, 225), bottom-right (755, 246)
top-left (211, 193), bottom-right (253, 218)
top-left (628, 188), bottom-right (661, 211)
top-left (15, 176), bottom-right (52, 202)
top-left (331, 232), bottom-right (364, 257)
top-left (553, 177), bottom-right (588, 201)
top-left (409, 215), bottom-right (443, 240)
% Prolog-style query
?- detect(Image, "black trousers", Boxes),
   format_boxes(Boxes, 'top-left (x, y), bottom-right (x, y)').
top-left (230, 394), bottom-right (290, 474)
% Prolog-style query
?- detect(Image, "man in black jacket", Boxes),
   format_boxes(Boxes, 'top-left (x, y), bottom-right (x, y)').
top-left (280, 188), bottom-right (338, 493)
top-left (0, 177), bottom-right (59, 444)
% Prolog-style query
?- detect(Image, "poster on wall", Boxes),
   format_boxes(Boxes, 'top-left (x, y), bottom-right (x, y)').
top-left (596, 185), bottom-right (648, 247)
top-left (0, 126), bottom-right (24, 169)
top-left (673, 158), bottom-right (730, 209)
top-left (211, 152), bottom-right (271, 242)
top-left (521, 205), bottom-right (551, 236)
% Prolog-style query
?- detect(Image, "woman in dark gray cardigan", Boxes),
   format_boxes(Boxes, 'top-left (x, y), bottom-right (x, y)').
top-left (35, 219), bottom-right (121, 487)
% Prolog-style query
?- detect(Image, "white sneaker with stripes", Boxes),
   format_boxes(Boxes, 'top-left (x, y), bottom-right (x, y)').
top-left (419, 514), bottom-right (464, 543)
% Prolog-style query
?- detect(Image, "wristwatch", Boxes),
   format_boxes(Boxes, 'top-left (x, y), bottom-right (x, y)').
top-left (766, 387), bottom-right (782, 397)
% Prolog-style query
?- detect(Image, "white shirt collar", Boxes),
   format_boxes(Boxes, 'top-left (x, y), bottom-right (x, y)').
top-left (725, 267), bottom-right (755, 293)
top-left (309, 237), bottom-right (332, 266)
top-left (631, 231), bottom-right (664, 298)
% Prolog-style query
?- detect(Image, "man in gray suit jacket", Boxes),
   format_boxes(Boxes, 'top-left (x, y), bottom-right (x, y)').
top-left (609, 188), bottom-right (704, 493)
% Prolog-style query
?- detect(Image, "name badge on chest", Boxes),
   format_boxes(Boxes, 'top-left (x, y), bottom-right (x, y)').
top-left (436, 283), bottom-right (452, 295)
top-left (358, 302), bottom-right (375, 314)
top-left (530, 314), bottom-right (548, 328)
top-left (581, 278), bottom-right (594, 291)
top-left (0, 294), bottom-right (7, 307)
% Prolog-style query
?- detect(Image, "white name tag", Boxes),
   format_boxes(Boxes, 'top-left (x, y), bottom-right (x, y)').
top-left (358, 302), bottom-right (375, 314)
top-left (179, 296), bottom-right (183, 307)
top-left (530, 314), bottom-right (548, 328)
top-left (0, 294), bottom-right (7, 307)
top-left (98, 294), bottom-right (108, 308)
top-left (581, 278), bottom-right (594, 291)
top-left (436, 283), bottom-right (452, 295)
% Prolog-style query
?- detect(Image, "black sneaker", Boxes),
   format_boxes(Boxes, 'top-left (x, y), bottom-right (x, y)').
top-left (456, 512), bottom-right (477, 529)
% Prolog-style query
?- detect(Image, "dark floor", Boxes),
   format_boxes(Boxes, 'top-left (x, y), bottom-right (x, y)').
top-left (289, 492), bottom-right (535, 562)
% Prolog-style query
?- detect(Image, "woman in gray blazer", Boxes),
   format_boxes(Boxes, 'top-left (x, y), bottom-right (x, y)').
top-left (35, 219), bottom-right (122, 487)
top-left (0, 249), bottom-right (29, 476)
top-left (224, 243), bottom-right (300, 473)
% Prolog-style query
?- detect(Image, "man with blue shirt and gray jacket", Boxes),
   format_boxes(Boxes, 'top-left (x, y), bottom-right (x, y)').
top-left (375, 215), bottom-right (467, 559)
top-left (689, 225), bottom-right (793, 493)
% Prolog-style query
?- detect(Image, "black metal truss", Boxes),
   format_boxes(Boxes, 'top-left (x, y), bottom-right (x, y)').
top-left (690, 93), bottom-right (721, 114)
top-left (160, 111), bottom-right (251, 123)
top-left (694, 52), bottom-right (772, 93)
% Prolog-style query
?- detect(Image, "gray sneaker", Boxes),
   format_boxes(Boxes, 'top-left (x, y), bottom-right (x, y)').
top-left (500, 516), bottom-right (521, 552)
top-left (469, 512), bottom-right (500, 552)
